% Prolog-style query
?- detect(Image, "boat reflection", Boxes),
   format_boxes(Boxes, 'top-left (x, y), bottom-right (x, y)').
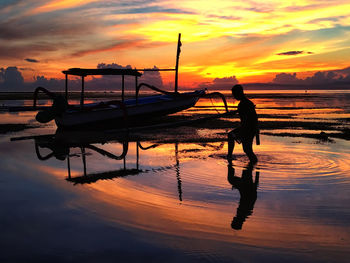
top-left (32, 131), bottom-right (192, 201)
top-left (227, 161), bottom-right (260, 230)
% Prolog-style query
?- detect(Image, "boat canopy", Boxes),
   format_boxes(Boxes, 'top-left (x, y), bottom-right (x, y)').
top-left (62, 68), bottom-right (142, 77)
top-left (62, 68), bottom-right (143, 107)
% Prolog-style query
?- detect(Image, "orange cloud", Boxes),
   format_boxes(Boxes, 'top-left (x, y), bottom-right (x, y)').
top-left (31, 0), bottom-right (98, 14)
top-left (2, 0), bottom-right (350, 85)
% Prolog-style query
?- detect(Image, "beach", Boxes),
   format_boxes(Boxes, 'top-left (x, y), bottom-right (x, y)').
top-left (0, 90), bottom-right (350, 262)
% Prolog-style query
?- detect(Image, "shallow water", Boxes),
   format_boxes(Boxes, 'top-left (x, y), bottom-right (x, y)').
top-left (1, 91), bottom-right (350, 262)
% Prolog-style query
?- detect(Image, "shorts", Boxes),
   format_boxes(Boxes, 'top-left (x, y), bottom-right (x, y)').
top-left (228, 127), bottom-right (257, 144)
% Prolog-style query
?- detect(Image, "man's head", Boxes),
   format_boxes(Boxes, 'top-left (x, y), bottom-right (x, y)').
top-left (232, 84), bottom-right (244, 100)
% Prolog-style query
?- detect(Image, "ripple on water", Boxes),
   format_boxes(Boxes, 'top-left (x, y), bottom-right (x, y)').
top-left (254, 146), bottom-right (350, 190)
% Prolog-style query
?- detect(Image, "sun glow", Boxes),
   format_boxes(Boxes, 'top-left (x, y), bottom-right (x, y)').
top-left (2, 0), bottom-right (350, 86)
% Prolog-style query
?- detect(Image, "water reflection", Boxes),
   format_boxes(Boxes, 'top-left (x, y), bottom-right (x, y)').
top-left (33, 131), bottom-right (185, 201)
top-left (228, 161), bottom-right (259, 230)
top-left (4, 127), bottom-right (350, 262)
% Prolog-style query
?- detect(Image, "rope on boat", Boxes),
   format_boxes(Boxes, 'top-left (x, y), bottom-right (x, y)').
top-left (136, 83), bottom-right (230, 113)
top-left (209, 93), bottom-right (221, 115)
top-left (202, 92), bottom-right (229, 113)
top-left (136, 82), bottom-right (178, 104)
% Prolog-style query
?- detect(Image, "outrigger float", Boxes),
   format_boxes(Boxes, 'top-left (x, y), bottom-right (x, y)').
top-left (12, 34), bottom-right (230, 130)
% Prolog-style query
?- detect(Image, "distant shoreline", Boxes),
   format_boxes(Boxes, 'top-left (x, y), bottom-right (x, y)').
top-left (1, 89), bottom-right (350, 100)
top-left (0, 91), bottom-right (151, 100)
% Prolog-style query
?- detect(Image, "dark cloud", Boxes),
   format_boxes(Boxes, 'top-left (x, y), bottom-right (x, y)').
top-left (0, 13), bottom-right (100, 41)
top-left (0, 1), bottom-right (182, 44)
top-left (0, 67), bottom-right (24, 89)
top-left (212, 76), bottom-right (239, 85)
top-left (91, 63), bottom-right (163, 90)
top-left (282, 3), bottom-right (324, 12)
top-left (272, 68), bottom-right (350, 86)
top-left (0, 0), bottom-right (23, 9)
top-left (112, 6), bottom-right (194, 15)
top-left (0, 62), bottom-right (165, 91)
top-left (0, 42), bottom-right (59, 59)
top-left (273, 72), bottom-right (302, 84)
top-left (71, 40), bottom-right (144, 57)
top-left (244, 7), bottom-right (274, 13)
top-left (139, 66), bottom-right (163, 89)
top-left (198, 76), bottom-right (239, 90)
top-left (206, 14), bottom-right (242, 20)
top-left (334, 66), bottom-right (350, 75)
top-left (309, 16), bottom-right (345, 24)
top-left (25, 58), bottom-right (39, 63)
top-left (71, 39), bottom-right (167, 58)
top-left (19, 67), bottom-right (35, 71)
top-left (277, 51), bottom-right (304, 56)
top-left (0, 5), bottom-right (106, 60)
top-left (304, 71), bottom-right (339, 84)
top-left (276, 50), bottom-right (314, 56)
top-left (32, 75), bottom-right (76, 91)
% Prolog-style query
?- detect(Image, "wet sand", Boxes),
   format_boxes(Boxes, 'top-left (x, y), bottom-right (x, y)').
top-left (1, 91), bottom-right (350, 262)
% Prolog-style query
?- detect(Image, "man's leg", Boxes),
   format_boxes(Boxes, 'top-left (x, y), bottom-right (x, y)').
top-left (242, 138), bottom-right (258, 163)
top-left (227, 131), bottom-right (235, 159)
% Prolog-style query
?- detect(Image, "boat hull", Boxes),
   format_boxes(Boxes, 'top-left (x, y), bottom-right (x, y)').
top-left (55, 91), bottom-right (203, 129)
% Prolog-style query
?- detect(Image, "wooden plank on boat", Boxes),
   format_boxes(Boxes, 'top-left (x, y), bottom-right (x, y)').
top-left (62, 68), bottom-right (142, 77)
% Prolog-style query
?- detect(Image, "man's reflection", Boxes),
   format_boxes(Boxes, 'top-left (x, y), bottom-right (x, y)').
top-left (227, 161), bottom-right (259, 230)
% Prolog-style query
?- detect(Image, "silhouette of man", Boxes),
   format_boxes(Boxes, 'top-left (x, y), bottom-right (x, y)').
top-left (227, 84), bottom-right (258, 163)
top-left (227, 162), bottom-right (259, 230)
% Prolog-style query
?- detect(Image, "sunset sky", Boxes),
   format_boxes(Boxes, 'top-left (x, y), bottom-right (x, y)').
top-left (1, 0), bottom-right (350, 89)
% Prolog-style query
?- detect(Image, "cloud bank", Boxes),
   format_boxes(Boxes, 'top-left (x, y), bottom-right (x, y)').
top-left (198, 76), bottom-right (239, 90)
top-left (2, 64), bottom-right (350, 92)
top-left (0, 63), bottom-right (164, 91)
top-left (272, 68), bottom-right (350, 86)
top-left (0, 67), bottom-right (24, 89)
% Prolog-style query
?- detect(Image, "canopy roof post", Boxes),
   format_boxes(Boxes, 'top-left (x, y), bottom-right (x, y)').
top-left (135, 76), bottom-right (138, 104)
top-left (67, 155), bottom-right (71, 179)
top-left (122, 75), bottom-right (125, 102)
top-left (80, 76), bottom-right (85, 108)
top-left (136, 142), bottom-right (139, 170)
top-left (65, 74), bottom-right (68, 100)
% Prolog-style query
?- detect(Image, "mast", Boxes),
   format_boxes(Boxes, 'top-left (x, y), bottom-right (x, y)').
top-left (174, 33), bottom-right (181, 93)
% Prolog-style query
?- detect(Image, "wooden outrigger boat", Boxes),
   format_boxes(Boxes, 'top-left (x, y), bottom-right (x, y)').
top-left (10, 34), bottom-right (229, 130)
top-left (34, 67), bottom-right (205, 129)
